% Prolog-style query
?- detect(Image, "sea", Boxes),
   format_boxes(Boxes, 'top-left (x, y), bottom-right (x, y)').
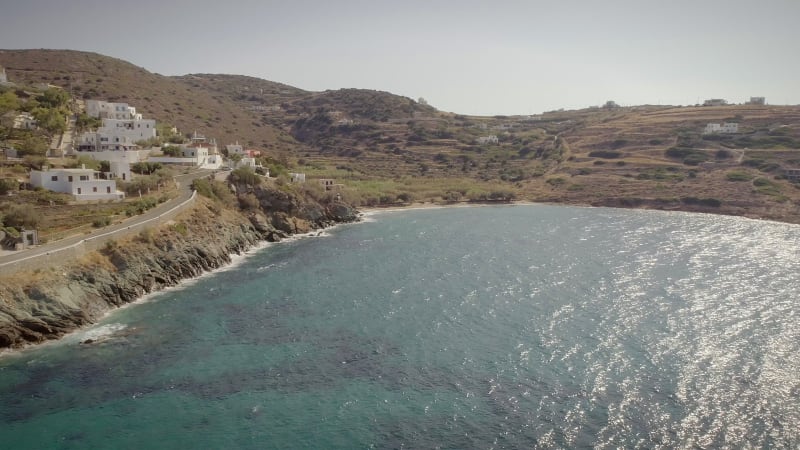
top-left (0, 204), bottom-right (798, 449)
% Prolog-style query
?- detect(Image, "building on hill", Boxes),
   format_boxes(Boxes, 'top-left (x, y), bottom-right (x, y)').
top-left (86, 100), bottom-right (139, 120)
top-left (747, 97), bottom-right (766, 105)
top-left (226, 142), bottom-right (262, 158)
top-left (147, 144), bottom-right (222, 169)
top-left (29, 166), bottom-right (125, 201)
top-left (290, 173), bottom-right (306, 183)
top-left (703, 98), bottom-right (728, 107)
top-left (476, 135), bottom-right (499, 145)
top-left (12, 113), bottom-right (37, 130)
top-left (784, 168), bottom-right (800, 181)
top-left (77, 100), bottom-right (156, 153)
top-left (0, 65), bottom-right (6, 83)
top-left (703, 122), bottom-right (739, 134)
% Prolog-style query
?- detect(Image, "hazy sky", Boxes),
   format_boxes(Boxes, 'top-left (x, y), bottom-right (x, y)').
top-left (1, 0), bottom-right (798, 115)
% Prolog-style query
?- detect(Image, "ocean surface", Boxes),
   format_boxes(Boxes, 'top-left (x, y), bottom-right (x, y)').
top-left (1, 205), bottom-right (799, 448)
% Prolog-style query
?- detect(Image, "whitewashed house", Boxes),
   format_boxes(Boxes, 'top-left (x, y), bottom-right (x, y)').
top-left (290, 173), bottom-right (306, 183)
top-left (86, 100), bottom-right (139, 120)
top-left (703, 122), bottom-right (739, 134)
top-left (29, 166), bottom-right (125, 201)
top-left (13, 113), bottom-right (38, 130)
top-left (147, 145), bottom-right (222, 169)
top-left (78, 100), bottom-right (156, 154)
top-left (476, 135), bottom-right (499, 145)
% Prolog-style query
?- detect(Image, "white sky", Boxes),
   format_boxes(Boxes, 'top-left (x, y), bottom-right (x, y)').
top-left (1, 0), bottom-right (798, 115)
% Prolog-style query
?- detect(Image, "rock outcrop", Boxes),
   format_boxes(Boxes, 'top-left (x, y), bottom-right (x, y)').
top-left (0, 188), bottom-right (359, 349)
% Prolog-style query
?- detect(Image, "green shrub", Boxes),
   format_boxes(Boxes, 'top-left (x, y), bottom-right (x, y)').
top-left (726, 171), bottom-right (753, 182)
top-left (92, 216), bottom-right (112, 228)
top-left (589, 150), bottom-right (622, 159)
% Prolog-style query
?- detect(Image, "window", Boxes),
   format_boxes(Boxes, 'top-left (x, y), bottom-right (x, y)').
top-left (77, 188), bottom-right (82, 194)
top-left (107, 186), bottom-right (111, 193)
top-left (93, 187), bottom-right (97, 192)
top-left (80, 175), bottom-right (89, 181)
top-left (68, 176), bottom-right (73, 182)
top-left (51, 175), bottom-right (58, 181)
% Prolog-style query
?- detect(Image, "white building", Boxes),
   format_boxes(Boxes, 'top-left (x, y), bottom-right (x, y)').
top-left (13, 113), bottom-right (37, 130)
top-left (476, 135), bottom-right (499, 145)
top-left (29, 166), bottom-right (124, 201)
top-left (747, 97), bottom-right (766, 105)
top-left (78, 100), bottom-right (156, 153)
top-left (290, 172), bottom-right (306, 183)
top-left (233, 157), bottom-right (266, 173)
top-left (703, 122), bottom-right (739, 134)
top-left (703, 99), bottom-right (728, 107)
top-left (226, 142), bottom-right (244, 156)
top-left (86, 100), bottom-right (139, 120)
top-left (147, 145), bottom-right (222, 169)
top-left (0, 66), bottom-right (7, 83)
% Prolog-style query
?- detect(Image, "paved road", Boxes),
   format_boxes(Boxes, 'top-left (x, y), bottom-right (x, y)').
top-left (0, 169), bottom-right (217, 268)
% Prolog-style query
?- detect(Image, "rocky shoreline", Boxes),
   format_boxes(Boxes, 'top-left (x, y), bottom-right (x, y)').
top-left (0, 189), bottom-right (359, 349)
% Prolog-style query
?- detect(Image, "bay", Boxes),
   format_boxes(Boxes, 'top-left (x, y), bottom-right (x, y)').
top-left (1, 204), bottom-right (798, 448)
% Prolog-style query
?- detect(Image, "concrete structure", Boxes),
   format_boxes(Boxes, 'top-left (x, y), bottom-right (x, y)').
top-left (703, 122), bottom-right (739, 134)
top-left (108, 161), bottom-right (132, 182)
top-left (785, 168), bottom-right (800, 181)
top-left (290, 172), bottom-right (306, 183)
top-left (1, 228), bottom-right (38, 251)
top-left (319, 178), bottom-right (336, 189)
top-left (0, 66), bottom-right (6, 83)
top-left (476, 135), bottom-right (499, 145)
top-left (747, 97), bottom-right (766, 105)
top-left (29, 166), bottom-right (125, 201)
top-left (703, 99), bottom-right (728, 107)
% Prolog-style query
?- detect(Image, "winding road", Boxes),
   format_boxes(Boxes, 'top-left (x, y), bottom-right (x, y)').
top-left (0, 169), bottom-right (220, 269)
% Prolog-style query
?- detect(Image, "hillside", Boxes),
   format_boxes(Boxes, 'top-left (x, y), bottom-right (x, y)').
top-left (2, 49), bottom-right (800, 223)
top-left (0, 49), bottom-right (294, 152)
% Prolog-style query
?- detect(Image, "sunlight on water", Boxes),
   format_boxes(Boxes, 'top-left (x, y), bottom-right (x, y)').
top-left (0, 206), bottom-right (798, 448)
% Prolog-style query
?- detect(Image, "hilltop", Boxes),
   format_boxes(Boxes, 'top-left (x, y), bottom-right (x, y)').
top-left (2, 49), bottom-right (800, 222)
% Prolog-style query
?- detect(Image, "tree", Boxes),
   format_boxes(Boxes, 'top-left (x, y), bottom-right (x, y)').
top-left (229, 167), bottom-right (261, 187)
top-left (16, 136), bottom-right (48, 157)
top-left (161, 145), bottom-right (182, 157)
top-left (31, 107), bottom-right (66, 134)
top-left (36, 88), bottom-right (69, 109)
top-left (2, 204), bottom-right (39, 229)
top-left (0, 91), bottom-right (19, 114)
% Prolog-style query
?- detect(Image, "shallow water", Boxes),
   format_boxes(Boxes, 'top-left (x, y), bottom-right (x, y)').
top-left (1, 205), bottom-right (798, 448)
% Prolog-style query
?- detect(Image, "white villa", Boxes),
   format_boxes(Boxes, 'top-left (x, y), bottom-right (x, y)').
top-left (476, 135), bottom-right (499, 145)
top-left (12, 112), bottom-right (38, 130)
top-left (233, 157), bottom-right (266, 173)
top-left (77, 100), bottom-right (156, 153)
top-left (29, 166), bottom-right (125, 201)
top-left (148, 145), bottom-right (223, 169)
top-left (703, 122), bottom-right (739, 134)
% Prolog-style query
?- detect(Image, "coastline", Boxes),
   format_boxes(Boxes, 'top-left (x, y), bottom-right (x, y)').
top-left (0, 224), bottom-right (354, 359)
top-left (0, 191), bottom-right (361, 350)
top-left (359, 198), bottom-right (800, 226)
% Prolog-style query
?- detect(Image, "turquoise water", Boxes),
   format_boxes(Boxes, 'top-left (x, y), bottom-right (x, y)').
top-left (1, 205), bottom-right (799, 448)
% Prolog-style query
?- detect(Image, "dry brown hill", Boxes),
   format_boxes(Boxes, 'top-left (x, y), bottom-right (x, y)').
top-left (0, 49), bottom-right (294, 151)
top-left (2, 49), bottom-right (800, 222)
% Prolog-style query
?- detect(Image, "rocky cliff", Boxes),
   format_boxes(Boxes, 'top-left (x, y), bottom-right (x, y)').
top-left (0, 188), bottom-right (358, 349)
